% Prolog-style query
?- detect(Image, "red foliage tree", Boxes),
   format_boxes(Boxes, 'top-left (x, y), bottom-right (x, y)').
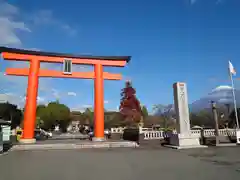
top-left (119, 81), bottom-right (142, 126)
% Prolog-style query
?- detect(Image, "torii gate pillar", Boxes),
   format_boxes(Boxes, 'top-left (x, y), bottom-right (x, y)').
top-left (93, 64), bottom-right (104, 141)
top-left (21, 59), bottom-right (40, 143)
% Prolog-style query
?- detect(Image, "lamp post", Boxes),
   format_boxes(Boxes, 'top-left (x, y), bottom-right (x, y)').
top-left (224, 103), bottom-right (230, 128)
top-left (225, 103), bottom-right (230, 115)
top-left (211, 101), bottom-right (220, 145)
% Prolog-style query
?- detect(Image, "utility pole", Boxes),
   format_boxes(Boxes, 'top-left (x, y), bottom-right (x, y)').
top-left (211, 101), bottom-right (220, 145)
top-left (225, 103), bottom-right (230, 115)
top-left (225, 103), bottom-right (230, 128)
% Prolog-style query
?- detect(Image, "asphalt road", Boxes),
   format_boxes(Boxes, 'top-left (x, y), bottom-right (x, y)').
top-left (1, 145), bottom-right (240, 180)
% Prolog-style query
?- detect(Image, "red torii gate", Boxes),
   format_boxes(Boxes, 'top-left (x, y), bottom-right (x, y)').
top-left (0, 47), bottom-right (130, 143)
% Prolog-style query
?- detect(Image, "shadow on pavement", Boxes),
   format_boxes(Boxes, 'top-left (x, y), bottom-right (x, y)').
top-left (1, 143), bottom-right (13, 153)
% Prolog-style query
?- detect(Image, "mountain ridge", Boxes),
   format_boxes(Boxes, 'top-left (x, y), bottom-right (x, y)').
top-left (153, 85), bottom-right (240, 115)
top-left (190, 85), bottom-right (240, 113)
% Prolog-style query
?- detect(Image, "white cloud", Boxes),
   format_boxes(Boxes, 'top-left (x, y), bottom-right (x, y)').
top-left (71, 101), bottom-right (114, 112)
top-left (122, 75), bottom-right (132, 82)
top-left (0, 71), bottom-right (28, 89)
top-left (212, 85), bottom-right (232, 92)
top-left (49, 88), bottom-right (78, 99)
top-left (82, 104), bottom-right (92, 108)
top-left (37, 96), bottom-right (45, 103)
top-left (0, 67), bottom-right (54, 92)
top-left (67, 92), bottom-right (77, 96)
top-left (61, 24), bottom-right (77, 36)
top-left (104, 100), bottom-right (109, 104)
top-left (216, 0), bottom-right (224, 4)
top-left (30, 9), bottom-right (77, 36)
top-left (71, 104), bottom-right (93, 112)
top-left (71, 107), bottom-right (84, 112)
top-left (31, 10), bottom-right (53, 25)
top-left (51, 88), bottom-right (60, 99)
top-left (0, 92), bottom-right (45, 108)
top-left (104, 105), bottom-right (119, 112)
top-left (0, 94), bottom-right (12, 103)
top-left (26, 48), bottom-right (41, 51)
top-left (22, 95), bottom-right (45, 103)
top-left (189, 0), bottom-right (225, 5)
top-left (190, 0), bottom-right (198, 4)
top-left (0, 1), bottom-right (30, 46)
top-left (0, 1), bottom-right (18, 16)
top-left (0, 68), bottom-right (56, 108)
top-left (0, 1), bottom-right (80, 108)
top-left (0, 1), bottom-right (77, 47)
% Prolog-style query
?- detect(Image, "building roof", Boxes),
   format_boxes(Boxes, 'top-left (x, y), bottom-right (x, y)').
top-left (0, 46), bottom-right (131, 62)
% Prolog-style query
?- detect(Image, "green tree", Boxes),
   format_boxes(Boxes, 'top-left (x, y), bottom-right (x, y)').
top-left (36, 105), bottom-right (46, 113)
top-left (0, 102), bottom-right (23, 128)
top-left (229, 108), bottom-right (240, 128)
top-left (35, 116), bottom-right (44, 128)
top-left (36, 102), bottom-right (71, 131)
top-left (104, 111), bottom-right (124, 128)
top-left (83, 108), bottom-right (94, 126)
top-left (190, 110), bottom-right (215, 128)
top-left (153, 104), bottom-right (174, 128)
top-left (141, 105), bottom-right (148, 118)
top-left (36, 105), bottom-right (54, 130)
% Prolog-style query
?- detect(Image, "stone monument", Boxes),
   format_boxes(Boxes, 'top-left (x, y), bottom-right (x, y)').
top-left (166, 82), bottom-right (207, 149)
top-left (236, 130), bottom-right (240, 144)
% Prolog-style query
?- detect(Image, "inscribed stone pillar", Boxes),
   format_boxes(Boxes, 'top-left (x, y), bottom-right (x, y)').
top-left (173, 82), bottom-right (191, 135)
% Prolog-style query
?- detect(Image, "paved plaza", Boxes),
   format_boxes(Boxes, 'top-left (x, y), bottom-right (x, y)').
top-left (1, 144), bottom-right (240, 180)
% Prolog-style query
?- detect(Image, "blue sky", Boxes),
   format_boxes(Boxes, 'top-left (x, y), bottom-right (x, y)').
top-left (1, 0), bottom-right (240, 112)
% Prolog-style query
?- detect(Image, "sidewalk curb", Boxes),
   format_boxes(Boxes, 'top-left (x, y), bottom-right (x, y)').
top-left (0, 151), bottom-right (9, 156)
top-left (10, 141), bottom-right (139, 151)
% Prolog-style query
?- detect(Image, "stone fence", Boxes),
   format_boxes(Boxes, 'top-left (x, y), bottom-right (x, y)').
top-left (111, 127), bottom-right (153, 134)
top-left (110, 127), bottom-right (236, 140)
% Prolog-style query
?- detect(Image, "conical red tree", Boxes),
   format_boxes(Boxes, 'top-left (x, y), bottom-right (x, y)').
top-left (119, 80), bottom-right (142, 126)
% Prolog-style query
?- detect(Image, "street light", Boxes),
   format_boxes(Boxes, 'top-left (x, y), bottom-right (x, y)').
top-left (211, 101), bottom-right (220, 145)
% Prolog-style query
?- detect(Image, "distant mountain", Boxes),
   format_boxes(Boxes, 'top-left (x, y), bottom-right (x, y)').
top-left (190, 85), bottom-right (240, 113)
top-left (153, 104), bottom-right (175, 116)
top-left (153, 85), bottom-right (240, 115)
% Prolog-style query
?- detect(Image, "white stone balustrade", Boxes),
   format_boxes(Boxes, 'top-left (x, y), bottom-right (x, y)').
top-left (111, 127), bottom-right (153, 134)
top-left (143, 131), bottom-right (165, 140)
top-left (110, 128), bottom-right (237, 140)
top-left (111, 127), bottom-right (125, 133)
top-left (203, 129), bottom-right (215, 137)
top-left (191, 130), bottom-right (201, 136)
